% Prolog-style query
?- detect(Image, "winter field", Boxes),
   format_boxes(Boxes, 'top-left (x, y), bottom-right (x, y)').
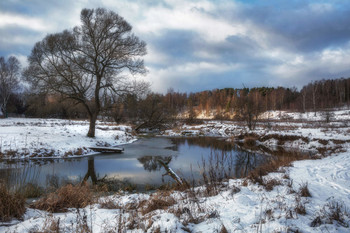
top-left (1, 110), bottom-right (350, 232)
top-left (0, 118), bottom-right (136, 159)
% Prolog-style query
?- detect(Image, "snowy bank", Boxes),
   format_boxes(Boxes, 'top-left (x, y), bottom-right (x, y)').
top-left (0, 118), bottom-right (136, 159)
top-left (1, 151), bottom-right (350, 232)
top-left (1, 110), bottom-right (350, 232)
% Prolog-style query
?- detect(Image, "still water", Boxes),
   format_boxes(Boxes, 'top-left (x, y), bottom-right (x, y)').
top-left (0, 137), bottom-right (267, 190)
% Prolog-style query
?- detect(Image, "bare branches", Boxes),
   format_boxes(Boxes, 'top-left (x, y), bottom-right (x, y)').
top-left (0, 56), bottom-right (21, 117)
top-left (24, 8), bottom-right (147, 137)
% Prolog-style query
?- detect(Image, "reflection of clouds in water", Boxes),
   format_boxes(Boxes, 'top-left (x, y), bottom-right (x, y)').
top-left (67, 175), bottom-right (79, 181)
top-left (1, 137), bottom-right (269, 188)
top-left (105, 171), bottom-right (165, 185)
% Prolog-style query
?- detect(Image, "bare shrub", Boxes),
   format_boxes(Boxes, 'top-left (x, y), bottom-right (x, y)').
top-left (263, 178), bottom-right (281, 191)
top-left (243, 136), bottom-right (256, 147)
top-left (324, 200), bottom-right (349, 227)
top-left (247, 151), bottom-right (309, 185)
top-left (310, 200), bottom-right (350, 227)
top-left (23, 183), bottom-right (43, 198)
top-left (200, 151), bottom-right (234, 196)
top-left (219, 224), bottom-right (228, 233)
top-left (73, 209), bottom-right (92, 233)
top-left (99, 198), bottom-right (121, 209)
top-left (310, 216), bottom-right (322, 227)
top-left (40, 215), bottom-right (60, 233)
top-left (0, 183), bottom-right (26, 221)
top-left (141, 194), bottom-right (175, 215)
top-left (32, 183), bottom-right (94, 212)
top-left (295, 196), bottom-right (306, 215)
top-left (318, 139), bottom-right (328, 146)
top-left (298, 182), bottom-right (311, 197)
top-left (310, 199), bottom-right (349, 227)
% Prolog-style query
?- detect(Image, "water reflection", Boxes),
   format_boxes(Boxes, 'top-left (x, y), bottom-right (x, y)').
top-left (0, 137), bottom-right (270, 191)
top-left (83, 159), bottom-right (98, 184)
top-left (234, 151), bottom-right (261, 178)
top-left (138, 156), bottom-right (173, 172)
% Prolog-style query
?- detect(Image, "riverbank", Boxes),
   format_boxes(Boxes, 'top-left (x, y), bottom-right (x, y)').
top-left (2, 149), bottom-right (350, 232)
top-left (0, 118), bottom-right (136, 159)
top-left (164, 109), bottom-right (350, 156)
top-left (1, 110), bottom-right (350, 232)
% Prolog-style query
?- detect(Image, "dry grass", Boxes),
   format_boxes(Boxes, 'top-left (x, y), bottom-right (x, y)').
top-left (23, 183), bottom-right (43, 198)
top-left (243, 136), bottom-right (257, 147)
top-left (311, 200), bottom-right (350, 227)
top-left (141, 192), bottom-right (175, 215)
top-left (298, 182), bottom-right (311, 197)
top-left (264, 178), bottom-right (281, 191)
top-left (294, 196), bottom-right (306, 215)
top-left (219, 225), bottom-right (228, 233)
top-left (99, 198), bottom-right (122, 209)
top-left (39, 215), bottom-right (60, 233)
top-left (32, 183), bottom-right (94, 212)
top-left (246, 151), bottom-right (310, 186)
top-left (0, 183), bottom-right (26, 221)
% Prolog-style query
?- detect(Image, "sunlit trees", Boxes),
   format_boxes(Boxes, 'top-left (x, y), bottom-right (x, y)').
top-left (24, 8), bottom-right (147, 137)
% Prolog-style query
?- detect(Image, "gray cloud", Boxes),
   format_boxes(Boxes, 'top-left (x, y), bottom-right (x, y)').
top-left (1, 0), bottom-right (350, 93)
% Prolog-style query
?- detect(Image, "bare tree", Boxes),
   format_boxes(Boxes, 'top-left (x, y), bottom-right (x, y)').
top-left (0, 56), bottom-right (21, 117)
top-left (24, 8), bottom-right (147, 137)
top-left (311, 81), bottom-right (318, 116)
top-left (135, 93), bottom-right (175, 132)
top-left (236, 89), bottom-right (262, 130)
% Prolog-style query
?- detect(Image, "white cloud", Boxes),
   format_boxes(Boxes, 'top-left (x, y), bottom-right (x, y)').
top-left (0, 12), bottom-right (49, 31)
top-left (2, 0), bottom-right (350, 92)
top-left (133, 0), bottom-right (245, 43)
top-left (147, 61), bottom-right (240, 92)
top-left (267, 46), bottom-right (350, 86)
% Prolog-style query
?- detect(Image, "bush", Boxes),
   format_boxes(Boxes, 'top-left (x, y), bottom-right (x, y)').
top-left (243, 136), bottom-right (256, 147)
top-left (141, 193), bottom-right (175, 215)
top-left (0, 184), bottom-right (26, 221)
top-left (32, 183), bottom-right (94, 212)
top-left (299, 182), bottom-right (311, 197)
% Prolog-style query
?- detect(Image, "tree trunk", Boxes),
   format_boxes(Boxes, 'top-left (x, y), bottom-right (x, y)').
top-left (87, 113), bottom-right (97, 137)
top-left (83, 159), bottom-right (97, 184)
top-left (302, 92), bottom-right (306, 113)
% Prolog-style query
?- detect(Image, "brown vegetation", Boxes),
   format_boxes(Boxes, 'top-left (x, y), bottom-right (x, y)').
top-left (141, 193), bottom-right (176, 215)
top-left (246, 151), bottom-right (310, 185)
top-left (31, 183), bottom-right (94, 212)
top-left (0, 184), bottom-right (26, 221)
top-left (298, 182), bottom-right (311, 197)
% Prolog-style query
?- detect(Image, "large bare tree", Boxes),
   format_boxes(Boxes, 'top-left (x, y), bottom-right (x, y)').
top-left (24, 8), bottom-right (147, 137)
top-left (0, 56), bottom-right (21, 117)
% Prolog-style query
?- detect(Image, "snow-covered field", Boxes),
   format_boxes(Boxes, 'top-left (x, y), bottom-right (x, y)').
top-left (1, 110), bottom-right (350, 232)
top-left (165, 110), bottom-right (350, 156)
top-left (0, 118), bottom-right (136, 159)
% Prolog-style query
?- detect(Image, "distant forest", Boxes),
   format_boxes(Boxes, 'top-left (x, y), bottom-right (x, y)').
top-left (5, 77), bottom-right (350, 122)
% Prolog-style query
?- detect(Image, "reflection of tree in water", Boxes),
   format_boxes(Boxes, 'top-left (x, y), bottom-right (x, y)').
top-left (137, 155), bottom-right (172, 172)
top-left (234, 151), bottom-right (264, 178)
top-left (170, 137), bottom-right (237, 152)
top-left (138, 155), bottom-right (183, 185)
top-left (83, 158), bottom-right (98, 184)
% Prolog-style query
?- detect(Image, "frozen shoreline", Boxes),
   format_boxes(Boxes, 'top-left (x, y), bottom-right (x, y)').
top-left (1, 111), bottom-right (350, 232)
top-left (0, 118), bottom-right (136, 159)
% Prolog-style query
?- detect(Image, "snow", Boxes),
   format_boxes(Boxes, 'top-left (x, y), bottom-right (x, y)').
top-left (0, 118), bottom-right (136, 159)
top-left (1, 110), bottom-right (350, 232)
top-left (4, 151), bottom-right (350, 232)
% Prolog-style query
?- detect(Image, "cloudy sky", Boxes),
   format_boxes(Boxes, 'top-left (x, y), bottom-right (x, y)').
top-left (1, 0), bottom-right (350, 93)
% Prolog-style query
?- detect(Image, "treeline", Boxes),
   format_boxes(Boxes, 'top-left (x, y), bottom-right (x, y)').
top-left (3, 77), bottom-right (350, 127)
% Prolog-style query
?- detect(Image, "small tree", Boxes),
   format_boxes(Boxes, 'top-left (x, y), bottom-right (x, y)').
top-left (0, 56), bottom-right (21, 118)
top-left (24, 8), bottom-right (147, 137)
top-left (236, 89), bottom-right (262, 130)
top-left (135, 93), bottom-right (175, 132)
